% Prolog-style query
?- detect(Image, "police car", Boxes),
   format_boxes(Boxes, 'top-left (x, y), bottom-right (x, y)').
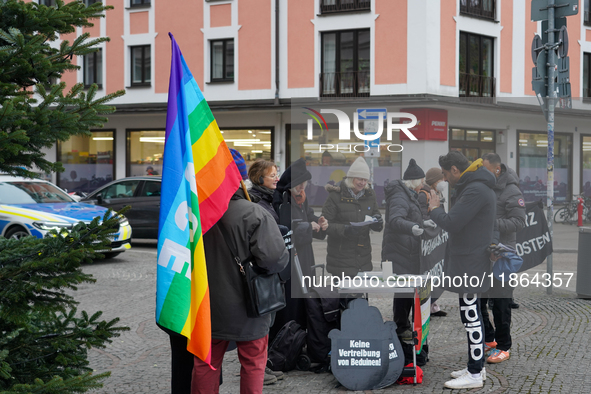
top-left (0, 176), bottom-right (132, 257)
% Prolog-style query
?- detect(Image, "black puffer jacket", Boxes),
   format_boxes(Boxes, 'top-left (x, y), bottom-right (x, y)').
top-left (493, 165), bottom-right (526, 248)
top-left (430, 163), bottom-right (496, 293)
top-left (321, 181), bottom-right (382, 277)
top-left (381, 180), bottom-right (424, 275)
top-left (249, 184), bottom-right (280, 224)
top-left (203, 188), bottom-right (289, 341)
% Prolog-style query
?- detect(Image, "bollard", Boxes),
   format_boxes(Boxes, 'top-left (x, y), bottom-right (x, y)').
top-left (578, 196), bottom-right (584, 227)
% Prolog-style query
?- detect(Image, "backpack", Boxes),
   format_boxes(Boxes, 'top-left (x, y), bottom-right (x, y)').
top-left (304, 288), bottom-right (341, 367)
top-left (267, 320), bottom-right (307, 372)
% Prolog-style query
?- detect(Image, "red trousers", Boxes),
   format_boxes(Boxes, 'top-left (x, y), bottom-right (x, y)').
top-left (192, 336), bottom-right (268, 394)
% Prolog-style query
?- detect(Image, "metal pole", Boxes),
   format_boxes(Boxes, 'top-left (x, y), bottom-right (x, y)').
top-left (546, 0), bottom-right (556, 294)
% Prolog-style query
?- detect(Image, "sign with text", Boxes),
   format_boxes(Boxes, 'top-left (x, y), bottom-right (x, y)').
top-left (399, 108), bottom-right (448, 141)
top-left (330, 299), bottom-right (405, 390)
top-left (516, 201), bottom-right (553, 272)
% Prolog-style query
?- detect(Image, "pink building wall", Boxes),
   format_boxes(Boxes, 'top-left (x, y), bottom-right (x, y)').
top-left (439, 0), bottom-right (456, 87)
top-left (238, 0), bottom-right (271, 90)
top-left (524, 10), bottom-right (537, 96)
top-left (374, 0), bottom-right (407, 85)
top-left (287, 0), bottom-right (314, 88)
top-left (500, 0), bottom-right (513, 93)
top-left (106, 0), bottom-right (124, 95)
top-left (130, 11), bottom-right (149, 35)
top-left (155, 0), bottom-right (204, 93)
top-left (210, 4), bottom-right (232, 28)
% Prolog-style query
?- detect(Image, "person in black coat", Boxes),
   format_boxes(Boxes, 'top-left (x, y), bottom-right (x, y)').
top-left (248, 159), bottom-right (280, 223)
top-left (322, 156), bottom-right (383, 278)
top-left (382, 159), bottom-right (436, 337)
top-left (270, 158), bottom-right (327, 338)
top-left (428, 151), bottom-right (496, 389)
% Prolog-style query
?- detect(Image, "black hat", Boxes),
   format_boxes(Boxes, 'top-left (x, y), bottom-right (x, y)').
top-left (277, 158), bottom-right (311, 192)
top-left (403, 159), bottom-right (425, 180)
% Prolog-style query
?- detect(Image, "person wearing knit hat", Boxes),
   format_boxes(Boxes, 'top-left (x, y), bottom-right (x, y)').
top-left (321, 156), bottom-right (383, 277)
top-left (230, 148), bottom-right (248, 180)
top-left (403, 158), bottom-right (425, 180)
top-left (382, 158), bottom-right (437, 340)
top-left (426, 167), bottom-right (444, 187)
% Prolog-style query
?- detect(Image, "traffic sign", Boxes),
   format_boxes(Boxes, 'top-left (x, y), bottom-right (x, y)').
top-left (558, 25), bottom-right (569, 57)
top-left (541, 17), bottom-right (566, 44)
top-left (357, 108), bottom-right (387, 120)
top-left (532, 0), bottom-right (579, 21)
top-left (532, 34), bottom-right (543, 64)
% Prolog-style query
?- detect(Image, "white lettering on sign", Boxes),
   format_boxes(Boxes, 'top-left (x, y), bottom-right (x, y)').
top-left (431, 121), bottom-right (446, 127)
top-left (336, 339), bottom-right (384, 368)
top-left (157, 238), bottom-right (192, 280)
top-left (350, 340), bottom-right (369, 348)
top-left (515, 231), bottom-right (551, 256)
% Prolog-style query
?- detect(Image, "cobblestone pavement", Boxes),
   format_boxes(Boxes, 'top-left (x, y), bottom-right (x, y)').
top-left (78, 237), bottom-right (591, 394)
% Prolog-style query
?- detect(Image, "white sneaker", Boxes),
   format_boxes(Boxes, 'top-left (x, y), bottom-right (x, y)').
top-left (444, 373), bottom-right (484, 389)
top-left (450, 367), bottom-right (486, 380)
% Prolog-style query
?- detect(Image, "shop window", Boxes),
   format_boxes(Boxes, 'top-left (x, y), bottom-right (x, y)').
top-left (222, 128), bottom-right (273, 164)
top-left (84, 49), bottom-right (103, 88)
top-left (582, 135), bottom-right (591, 197)
top-left (130, 45), bottom-right (151, 86)
top-left (57, 131), bottom-right (115, 194)
top-left (517, 132), bottom-right (572, 203)
top-left (210, 39), bottom-right (234, 82)
top-left (321, 29), bottom-right (370, 97)
top-left (585, 0), bottom-right (591, 26)
top-left (459, 32), bottom-right (495, 97)
top-left (290, 122), bottom-right (401, 208)
top-left (127, 130), bottom-right (164, 177)
top-left (449, 128), bottom-right (496, 162)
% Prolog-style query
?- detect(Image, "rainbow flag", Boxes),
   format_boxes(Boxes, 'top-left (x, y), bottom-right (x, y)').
top-left (156, 33), bottom-right (241, 365)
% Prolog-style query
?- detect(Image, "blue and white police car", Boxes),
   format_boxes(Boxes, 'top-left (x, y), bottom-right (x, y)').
top-left (0, 176), bottom-right (132, 257)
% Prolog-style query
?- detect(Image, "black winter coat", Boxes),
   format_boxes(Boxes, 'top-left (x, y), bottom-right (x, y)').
top-left (430, 165), bottom-right (496, 293)
top-left (492, 165), bottom-right (526, 248)
top-left (203, 188), bottom-right (289, 341)
top-left (249, 185), bottom-right (280, 224)
top-left (381, 180), bottom-right (424, 275)
top-left (321, 182), bottom-right (382, 277)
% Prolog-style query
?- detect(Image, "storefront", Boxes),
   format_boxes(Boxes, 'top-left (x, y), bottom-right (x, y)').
top-left (56, 130), bottom-right (115, 194)
top-left (517, 131), bottom-right (573, 203)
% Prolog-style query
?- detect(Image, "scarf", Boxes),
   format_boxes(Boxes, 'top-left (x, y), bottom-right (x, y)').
top-left (252, 183), bottom-right (275, 199)
top-left (348, 187), bottom-right (366, 200)
top-left (292, 189), bottom-right (306, 208)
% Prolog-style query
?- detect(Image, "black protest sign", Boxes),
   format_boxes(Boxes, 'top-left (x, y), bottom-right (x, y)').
top-left (419, 226), bottom-right (448, 300)
top-left (516, 201), bottom-right (553, 272)
top-left (329, 299), bottom-right (405, 390)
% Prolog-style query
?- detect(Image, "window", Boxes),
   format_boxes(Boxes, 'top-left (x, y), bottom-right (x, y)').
top-left (450, 128), bottom-right (496, 163)
top-left (517, 132), bottom-right (572, 203)
top-left (460, 0), bottom-right (496, 20)
top-left (459, 32), bottom-right (495, 97)
top-left (138, 180), bottom-right (162, 197)
top-left (39, 0), bottom-right (55, 6)
top-left (127, 130), bottom-right (164, 176)
top-left (84, 49), bottom-right (103, 88)
top-left (320, 0), bottom-right (370, 14)
top-left (130, 0), bottom-right (150, 6)
top-left (130, 45), bottom-right (151, 86)
top-left (57, 131), bottom-right (115, 194)
top-left (210, 39), bottom-right (234, 82)
top-left (85, 0), bottom-right (101, 5)
top-left (321, 29), bottom-right (370, 97)
top-left (584, 53), bottom-right (591, 101)
top-left (585, 0), bottom-right (591, 26)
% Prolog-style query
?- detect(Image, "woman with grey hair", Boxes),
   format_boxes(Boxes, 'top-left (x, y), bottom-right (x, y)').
top-left (382, 159), bottom-right (436, 338)
top-left (322, 156), bottom-right (383, 278)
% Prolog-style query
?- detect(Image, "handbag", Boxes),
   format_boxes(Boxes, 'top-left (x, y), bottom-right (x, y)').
top-left (218, 223), bottom-right (286, 318)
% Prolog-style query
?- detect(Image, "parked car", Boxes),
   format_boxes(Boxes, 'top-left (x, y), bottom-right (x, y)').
top-left (0, 176), bottom-right (132, 258)
top-left (81, 176), bottom-right (161, 239)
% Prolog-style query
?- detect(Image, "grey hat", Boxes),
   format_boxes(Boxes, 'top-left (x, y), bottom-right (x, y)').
top-left (347, 157), bottom-right (370, 179)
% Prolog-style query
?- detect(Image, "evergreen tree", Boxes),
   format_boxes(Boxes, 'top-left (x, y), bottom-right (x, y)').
top-left (0, 1), bottom-right (128, 392)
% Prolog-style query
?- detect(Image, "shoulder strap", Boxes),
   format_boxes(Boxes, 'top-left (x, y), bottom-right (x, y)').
top-left (420, 190), bottom-right (430, 204)
top-left (216, 222), bottom-right (245, 272)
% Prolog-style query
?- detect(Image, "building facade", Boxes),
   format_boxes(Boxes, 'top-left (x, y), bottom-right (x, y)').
top-left (38, 0), bottom-right (591, 204)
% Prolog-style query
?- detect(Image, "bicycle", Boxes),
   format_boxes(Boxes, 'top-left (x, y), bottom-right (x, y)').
top-left (554, 196), bottom-right (591, 224)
